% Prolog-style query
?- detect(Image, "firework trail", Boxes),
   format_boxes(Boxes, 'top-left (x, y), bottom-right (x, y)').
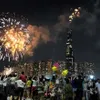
top-left (0, 12), bottom-right (50, 61)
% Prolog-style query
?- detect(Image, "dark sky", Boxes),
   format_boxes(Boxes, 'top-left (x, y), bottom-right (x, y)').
top-left (0, 0), bottom-right (100, 76)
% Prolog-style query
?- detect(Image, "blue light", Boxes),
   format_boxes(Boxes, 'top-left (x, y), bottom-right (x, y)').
top-left (89, 75), bottom-right (94, 79)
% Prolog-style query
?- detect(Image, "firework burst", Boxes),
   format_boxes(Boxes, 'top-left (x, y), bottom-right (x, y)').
top-left (0, 12), bottom-right (31, 61)
top-left (69, 7), bottom-right (81, 22)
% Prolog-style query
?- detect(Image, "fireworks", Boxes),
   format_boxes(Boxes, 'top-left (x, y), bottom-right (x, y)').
top-left (69, 7), bottom-right (81, 22)
top-left (3, 67), bottom-right (14, 75)
top-left (0, 12), bottom-right (30, 61)
top-left (0, 12), bottom-right (50, 61)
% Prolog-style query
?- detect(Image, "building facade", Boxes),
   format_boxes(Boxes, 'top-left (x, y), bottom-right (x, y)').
top-left (65, 29), bottom-right (74, 74)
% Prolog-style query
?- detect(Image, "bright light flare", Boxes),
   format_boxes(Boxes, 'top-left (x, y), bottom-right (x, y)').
top-left (89, 75), bottom-right (94, 79)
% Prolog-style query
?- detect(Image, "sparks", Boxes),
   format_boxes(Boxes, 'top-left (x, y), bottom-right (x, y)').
top-left (69, 7), bottom-right (81, 22)
top-left (0, 12), bottom-right (31, 61)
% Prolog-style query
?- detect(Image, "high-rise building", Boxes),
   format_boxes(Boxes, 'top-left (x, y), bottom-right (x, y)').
top-left (66, 29), bottom-right (74, 74)
top-left (77, 62), bottom-right (95, 75)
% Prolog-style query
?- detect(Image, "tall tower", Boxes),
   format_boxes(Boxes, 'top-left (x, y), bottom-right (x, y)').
top-left (66, 29), bottom-right (74, 74)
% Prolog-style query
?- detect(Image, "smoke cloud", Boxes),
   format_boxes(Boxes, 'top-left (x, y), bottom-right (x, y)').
top-left (26, 25), bottom-right (50, 55)
top-left (50, 14), bottom-right (70, 42)
top-left (26, 13), bottom-right (71, 55)
top-left (54, 14), bottom-right (69, 33)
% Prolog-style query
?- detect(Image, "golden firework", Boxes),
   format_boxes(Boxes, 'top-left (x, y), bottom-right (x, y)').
top-left (69, 7), bottom-right (81, 22)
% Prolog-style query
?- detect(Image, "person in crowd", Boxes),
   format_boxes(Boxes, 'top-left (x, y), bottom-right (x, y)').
top-left (65, 78), bottom-right (73, 100)
top-left (71, 77), bottom-right (77, 100)
top-left (0, 75), bottom-right (4, 92)
top-left (50, 84), bottom-right (56, 100)
top-left (10, 74), bottom-right (17, 98)
top-left (3, 75), bottom-right (8, 96)
top-left (38, 79), bottom-right (44, 100)
top-left (52, 74), bottom-right (56, 83)
top-left (96, 79), bottom-right (100, 100)
top-left (0, 75), bottom-right (5, 100)
top-left (83, 77), bottom-right (88, 100)
top-left (75, 75), bottom-right (83, 100)
top-left (15, 77), bottom-right (25, 100)
top-left (26, 76), bottom-right (32, 99)
top-left (54, 77), bottom-right (62, 100)
top-left (95, 79), bottom-right (99, 88)
top-left (87, 79), bottom-right (98, 100)
top-left (55, 76), bottom-right (60, 88)
top-left (19, 72), bottom-right (26, 83)
top-left (31, 76), bottom-right (38, 99)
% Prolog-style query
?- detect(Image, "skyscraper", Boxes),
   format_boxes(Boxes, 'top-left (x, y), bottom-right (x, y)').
top-left (66, 29), bottom-right (74, 74)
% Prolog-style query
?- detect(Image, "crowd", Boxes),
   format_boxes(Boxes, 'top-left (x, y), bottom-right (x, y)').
top-left (0, 71), bottom-right (100, 100)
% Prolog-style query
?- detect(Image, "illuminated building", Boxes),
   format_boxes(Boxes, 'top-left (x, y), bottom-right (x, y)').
top-left (46, 59), bottom-right (52, 73)
top-left (77, 62), bottom-right (94, 75)
top-left (66, 29), bottom-right (74, 74)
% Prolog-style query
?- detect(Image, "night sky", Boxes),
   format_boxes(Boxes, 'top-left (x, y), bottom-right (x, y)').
top-left (0, 0), bottom-right (100, 77)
